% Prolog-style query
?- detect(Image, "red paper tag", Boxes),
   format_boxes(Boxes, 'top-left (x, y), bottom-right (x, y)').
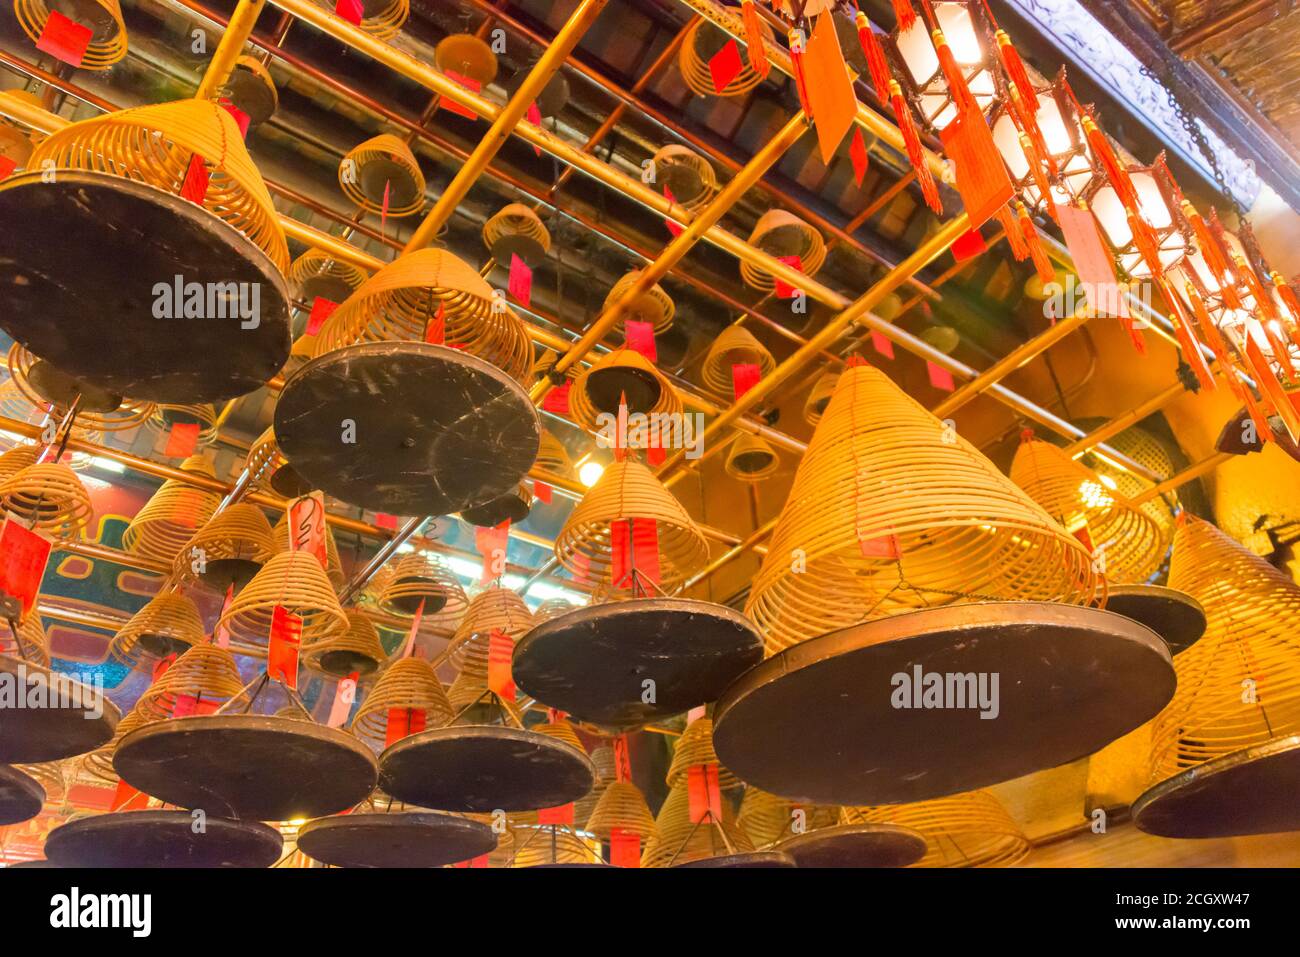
top-left (401, 598), bottom-right (424, 659)
top-left (180, 155), bottom-right (210, 205)
top-left (526, 102), bottom-right (543, 156)
top-left (385, 707), bottom-right (426, 747)
top-left (625, 319), bottom-right (657, 362)
top-left (1071, 525), bottom-right (1094, 552)
top-left (774, 254), bottom-right (803, 299)
top-left (537, 802), bottom-right (574, 826)
top-left (663, 184), bottom-right (684, 238)
top-left (1057, 204), bottom-right (1127, 319)
top-left (334, 0), bottom-right (363, 24)
top-left (0, 519), bottom-right (52, 618)
top-left (152, 653), bottom-right (176, 683)
top-left (163, 421), bottom-right (200, 458)
top-left (508, 254), bottom-right (532, 308)
top-left (646, 427), bottom-right (665, 466)
top-left (926, 361), bottom-right (955, 392)
top-left (380, 180), bottom-right (389, 240)
top-left (374, 513), bottom-right (398, 531)
top-left (709, 39), bottom-right (744, 93)
top-left (454, 854), bottom-right (489, 868)
top-left (475, 520), bottom-right (509, 585)
top-left (610, 828), bottom-right (641, 867)
top-left (267, 605), bottom-right (303, 690)
top-left (610, 518), bottom-right (661, 590)
top-left (111, 779), bottom-right (150, 812)
top-left (869, 330), bottom-right (894, 359)
top-left (327, 671), bottom-right (359, 728)
top-left (859, 533), bottom-right (900, 559)
top-left (487, 628), bottom-right (515, 701)
top-left (686, 764), bottom-right (723, 823)
top-left (36, 11), bottom-right (91, 67)
top-left (804, 11), bottom-right (858, 164)
top-left (731, 362), bottom-right (761, 400)
top-left (533, 480), bottom-right (552, 504)
top-left (542, 382), bottom-right (570, 416)
top-left (424, 301), bottom-right (446, 344)
top-left (219, 99), bottom-right (251, 138)
top-left (850, 127), bottom-right (870, 186)
top-left (170, 692), bottom-right (201, 718)
top-left (442, 71), bottom-right (480, 120)
top-left (939, 107), bottom-right (1014, 230)
top-left (306, 297), bottom-right (338, 336)
top-left (287, 491), bottom-right (328, 570)
top-left (952, 227), bottom-right (988, 262)
top-left (0, 155), bottom-right (17, 180)
top-left (613, 735), bottom-right (632, 783)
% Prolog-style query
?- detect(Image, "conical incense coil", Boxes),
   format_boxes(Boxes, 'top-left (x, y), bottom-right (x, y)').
top-left (1150, 516), bottom-right (1300, 779)
top-left (150, 404), bottom-right (220, 454)
top-left (575, 743), bottom-right (616, 826)
top-left (535, 431), bottom-right (572, 479)
top-left (641, 779), bottom-right (752, 868)
top-left (109, 592), bottom-right (205, 664)
top-left (745, 362), bottom-right (1097, 654)
top-left (482, 203), bottom-right (551, 264)
top-left (586, 780), bottom-right (657, 842)
top-left (135, 643), bottom-right (247, 722)
top-left (567, 348), bottom-right (683, 436)
top-left (446, 586), bottom-right (534, 671)
top-left (802, 368), bottom-right (839, 426)
top-left (510, 825), bottom-right (602, 867)
top-left (286, 249), bottom-right (368, 305)
top-left (843, 791), bottom-right (1030, 868)
top-left (737, 788), bottom-right (838, 847)
top-left (304, 609), bottom-right (388, 675)
top-left (123, 456), bottom-right (222, 563)
top-left (651, 144), bottom-right (718, 212)
top-left (0, 444), bottom-right (38, 482)
top-left (1084, 424), bottom-right (1176, 559)
top-left (7, 343), bottom-right (155, 432)
top-left (701, 325), bottom-right (775, 398)
top-left (739, 210), bottom-right (827, 292)
top-left (215, 550), bottom-right (347, 648)
top-left (665, 716), bottom-right (740, 791)
top-left (172, 504), bottom-right (277, 587)
top-left (679, 17), bottom-right (771, 98)
top-left (271, 512), bottom-right (345, 588)
top-left (532, 598), bottom-right (578, 624)
top-left (245, 427), bottom-right (291, 491)
top-left (0, 612), bottom-right (49, 667)
top-left (224, 55), bottom-right (278, 122)
top-left (553, 459), bottom-right (709, 591)
top-left (1010, 435), bottom-right (1164, 584)
top-left (377, 551), bottom-right (468, 620)
top-left (435, 32), bottom-right (500, 85)
top-left (351, 656), bottom-right (453, 749)
top-left (603, 270), bottom-right (676, 333)
top-left (338, 133), bottom-right (425, 217)
top-left (29, 99), bottom-right (288, 270)
top-left (533, 717), bottom-right (587, 754)
top-left (82, 700), bottom-right (155, 785)
top-left (312, 248), bottom-right (532, 385)
top-left (14, 0), bottom-right (127, 70)
top-left (724, 432), bottom-right (779, 483)
top-left (16, 760), bottom-right (66, 806)
top-left (0, 461), bottom-right (92, 538)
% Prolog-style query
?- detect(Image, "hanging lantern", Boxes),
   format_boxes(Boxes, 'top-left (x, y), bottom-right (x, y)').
top-left (884, 1), bottom-right (998, 132)
top-left (991, 69), bottom-right (1098, 212)
top-left (1086, 154), bottom-right (1191, 280)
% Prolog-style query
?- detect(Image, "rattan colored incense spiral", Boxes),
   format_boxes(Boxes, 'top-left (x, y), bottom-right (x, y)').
top-left (377, 551), bottom-right (468, 620)
top-left (14, 0), bottom-right (128, 70)
top-left (510, 825), bottom-right (602, 867)
top-left (1082, 423), bottom-right (1177, 557)
top-left (122, 456), bottom-right (222, 563)
top-left (82, 701), bottom-right (154, 785)
top-left (1010, 435), bottom-right (1164, 585)
top-left (700, 324), bottom-right (776, 398)
top-left (109, 592), bottom-right (205, 664)
top-left (312, 248), bottom-right (533, 384)
top-left (323, 0), bottom-right (407, 40)
top-left (446, 587), bottom-right (534, 711)
top-left (739, 210), bottom-right (827, 292)
top-left (666, 716), bottom-right (741, 791)
top-left (652, 145), bottom-right (718, 212)
top-left (725, 432), bottom-right (780, 483)
top-left (803, 369), bottom-right (839, 426)
top-left (640, 779), bottom-right (752, 868)
top-left (574, 743), bottom-right (616, 825)
top-left (28, 99), bottom-right (288, 271)
top-left (535, 431), bottom-right (572, 478)
top-left (150, 404), bottom-right (219, 454)
top-left (0, 460), bottom-right (92, 539)
top-left (7, 343), bottom-right (155, 432)
top-left (304, 609), bottom-right (389, 676)
top-left (532, 598), bottom-right (578, 624)
top-left (215, 550), bottom-right (348, 648)
top-left (351, 656), bottom-right (454, 749)
top-left (339, 134), bottom-right (425, 217)
top-left (0, 443), bottom-right (38, 482)
top-left (287, 249), bottom-right (369, 304)
top-left (567, 348), bottom-right (683, 436)
top-left (271, 512), bottom-right (345, 588)
top-left (737, 788), bottom-right (838, 847)
top-left (679, 17), bottom-right (771, 98)
top-left (745, 362), bottom-right (1097, 654)
top-left (482, 203), bottom-right (551, 266)
top-left (603, 270), bottom-right (676, 333)
top-left (843, 791), bottom-right (1030, 868)
top-left (553, 459), bottom-right (710, 591)
top-left (172, 504), bottom-right (277, 588)
top-left (586, 779), bottom-right (657, 843)
top-left (134, 643), bottom-right (248, 722)
top-left (0, 613), bottom-right (49, 667)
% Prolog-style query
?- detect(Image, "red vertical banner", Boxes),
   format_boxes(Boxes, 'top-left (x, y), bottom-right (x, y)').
top-left (267, 605), bottom-right (303, 690)
top-left (163, 422), bottom-right (200, 458)
top-left (214, 583), bottom-right (234, 649)
top-left (774, 255), bottom-right (803, 299)
top-left (287, 491), bottom-right (328, 569)
top-left (306, 297), bottom-right (338, 336)
top-left (327, 671), bottom-right (359, 728)
top-left (508, 254), bottom-right (532, 308)
top-left (849, 127), bottom-right (870, 186)
top-left (610, 827), bottom-right (641, 867)
top-left (487, 629), bottom-right (515, 701)
top-left (179, 155), bottom-right (211, 205)
top-left (610, 518), bottom-right (631, 588)
top-left (731, 362), bottom-right (762, 400)
top-left (938, 106), bottom-right (1014, 230)
top-left (624, 320), bottom-right (657, 362)
top-left (424, 301), bottom-right (446, 345)
top-left (219, 99), bottom-right (252, 138)
top-left (537, 803), bottom-right (574, 826)
top-left (385, 707), bottom-right (427, 748)
top-left (542, 382), bottom-right (571, 416)
top-left (0, 519), bottom-right (52, 619)
top-left (401, 598), bottom-right (425, 659)
top-left (1057, 203), bottom-right (1127, 320)
top-left (686, 764), bottom-right (723, 823)
top-left (36, 12), bottom-right (91, 67)
top-left (475, 520), bottom-right (509, 585)
top-left (613, 735), bottom-right (632, 783)
top-left (533, 480), bottom-right (552, 504)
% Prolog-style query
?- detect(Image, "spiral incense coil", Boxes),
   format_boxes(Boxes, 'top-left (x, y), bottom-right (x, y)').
top-left (665, 716), bottom-right (740, 791)
top-left (321, 0), bottom-right (407, 39)
top-left (28, 99), bottom-right (288, 271)
top-left (0, 461), bottom-right (92, 538)
top-left (553, 459), bottom-right (709, 591)
top-left (641, 779), bottom-right (752, 868)
top-left (651, 145), bottom-right (718, 212)
top-left (737, 788), bottom-right (838, 847)
top-left (1010, 435), bottom-right (1164, 585)
top-left (843, 791), bottom-right (1030, 868)
top-left (1149, 516), bottom-right (1300, 778)
top-left (739, 210), bottom-right (827, 292)
top-left (585, 780), bottom-right (657, 842)
top-left (7, 343), bottom-right (155, 432)
top-left (245, 427), bottom-right (289, 490)
top-left (568, 348), bottom-right (683, 437)
top-left (603, 271), bottom-right (676, 334)
top-left (745, 362), bottom-right (1097, 655)
top-left (135, 642), bottom-right (248, 722)
top-left (725, 432), bottom-right (779, 482)
top-left (802, 369), bottom-right (839, 426)
top-left (338, 134), bottom-right (425, 217)
top-left (150, 404), bottom-right (219, 453)
top-left (533, 718), bottom-right (587, 755)
top-left (225, 55), bottom-right (278, 120)
top-left (172, 503), bottom-right (277, 587)
top-left (286, 249), bottom-right (369, 305)
top-left (109, 591), bottom-right (205, 664)
top-left (434, 32), bottom-right (499, 85)
top-left (14, 0), bottom-right (128, 70)
top-left (350, 656), bottom-right (453, 748)
top-left (510, 825), bottom-right (602, 867)
top-left (81, 700), bottom-right (156, 785)
top-left (482, 203), bottom-right (551, 265)
top-left (123, 456), bottom-right (222, 563)
top-left (271, 512), bottom-right (345, 588)
top-left (215, 550), bottom-right (347, 648)
top-left (701, 325), bottom-right (775, 398)
top-left (377, 551), bottom-right (468, 620)
top-left (532, 598), bottom-right (578, 625)
top-left (0, 443), bottom-right (39, 483)
top-left (17, 760), bottom-right (66, 806)
top-left (679, 17), bottom-right (771, 98)
top-left (535, 431), bottom-right (572, 479)
top-left (574, 743), bottom-right (615, 824)
top-left (312, 248), bottom-right (533, 385)
top-left (446, 586), bottom-right (534, 670)
top-left (0, 612), bottom-right (49, 667)
top-left (1084, 424), bottom-right (1176, 558)
top-left (304, 609), bottom-right (388, 676)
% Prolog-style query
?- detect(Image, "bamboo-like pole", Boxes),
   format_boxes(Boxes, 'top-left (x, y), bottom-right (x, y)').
top-left (193, 0), bottom-right (266, 100)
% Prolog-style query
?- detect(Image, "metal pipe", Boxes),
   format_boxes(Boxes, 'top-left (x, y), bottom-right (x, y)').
top-left (338, 517), bottom-right (426, 604)
top-left (1130, 452), bottom-right (1233, 504)
top-left (193, 0), bottom-right (266, 99)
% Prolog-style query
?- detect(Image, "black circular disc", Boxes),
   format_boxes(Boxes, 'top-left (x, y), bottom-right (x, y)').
top-left (0, 172), bottom-right (290, 403)
top-left (315, 649), bottom-right (381, 677)
top-left (660, 164), bottom-right (707, 207)
top-left (756, 224), bottom-right (810, 260)
top-left (134, 633), bottom-right (194, 660)
top-left (379, 725), bottom-right (596, 813)
top-left (275, 342), bottom-right (540, 515)
top-left (197, 556), bottom-right (264, 592)
top-left (224, 67), bottom-right (277, 126)
top-left (299, 273), bottom-right (355, 307)
top-left (0, 764), bottom-right (45, 825)
top-left (730, 448), bottom-right (777, 475)
top-left (776, 824), bottom-right (928, 868)
top-left (380, 584), bottom-right (449, 617)
top-left (268, 462), bottom-right (314, 499)
top-left (1104, 584), bottom-right (1206, 655)
top-left (584, 367), bottom-right (661, 416)
top-left (490, 233), bottom-right (546, 270)
top-left (713, 602), bottom-right (1175, 806)
top-left (513, 599), bottom-right (764, 729)
top-left (1132, 735), bottom-right (1300, 839)
top-left (460, 490), bottom-right (530, 528)
top-left (358, 157), bottom-right (421, 209)
top-left (0, 655), bottom-right (120, 763)
top-left (296, 812), bottom-right (497, 867)
top-left (45, 810), bottom-right (283, 868)
top-left (674, 850), bottom-right (796, 868)
top-left (113, 715), bottom-right (378, 821)
top-left (26, 360), bottom-right (122, 413)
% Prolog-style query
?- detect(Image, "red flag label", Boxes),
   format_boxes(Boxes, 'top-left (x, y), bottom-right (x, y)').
top-left (287, 491), bottom-right (328, 569)
top-left (487, 628), bottom-right (515, 701)
top-left (0, 519), bottom-right (52, 619)
top-left (267, 605), bottom-right (302, 690)
top-left (36, 12), bottom-right (91, 67)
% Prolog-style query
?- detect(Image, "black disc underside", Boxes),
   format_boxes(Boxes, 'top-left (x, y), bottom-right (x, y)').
top-left (134, 633), bottom-right (194, 660)
top-left (295, 812), bottom-right (497, 868)
top-left (512, 599), bottom-right (764, 729)
top-left (713, 602), bottom-right (1175, 806)
top-left (45, 811), bottom-right (283, 868)
top-left (673, 850), bottom-right (796, 868)
top-left (776, 824), bottom-right (928, 868)
top-left (379, 725), bottom-right (596, 813)
top-left (112, 715), bottom-right (377, 821)
top-left (274, 342), bottom-right (540, 515)
top-left (224, 67), bottom-right (277, 125)
top-left (584, 366), bottom-right (660, 415)
top-left (197, 556), bottom-right (264, 592)
top-left (0, 655), bottom-right (120, 763)
top-left (460, 490), bottom-right (531, 528)
top-left (1132, 734), bottom-right (1300, 839)
top-left (489, 233), bottom-right (546, 269)
top-left (1104, 584), bottom-right (1207, 655)
top-left (0, 172), bottom-right (290, 403)
top-left (315, 649), bottom-right (381, 677)
top-left (660, 164), bottom-right (707, 206)
top-left (358, 157), bottom-right (421, 208)
top-left (27, 359), bottom-right (122, 412)
top-left (298, 273), bottom-right (355, 307)
top-left (0, 764), bottom-right (45, 825)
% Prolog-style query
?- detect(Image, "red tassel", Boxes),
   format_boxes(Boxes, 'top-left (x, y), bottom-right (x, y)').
top-left (1184, 205), bottom-right (1231, 285)
top-left (1080, 113), bottom-right (1141, 213)
top-left (997, 204), bottom-right (1028, 260)
top-left (1161, 277), bottom-right (1215, 391)
top-left (788, 29), bottom-right (812, 116)
top-left (893, 0), bottom-right (917, 31)
top-left (741, 0), bottom-right (769, 79)
top-left (932, 32), bottom-right (978, 115)
top-left (890, 81), bottom-right (941, 214)
top-left (1183, 280), bottom-right (1232, 372)
top-left (856, 11), bottom-right (892, 104)
top-left (996, 31), bottom-right (1037, 112)
top-left (1017, 203), bottom-right (1054, 284)
top-left (1129, 211), bottom-right (1166, 280)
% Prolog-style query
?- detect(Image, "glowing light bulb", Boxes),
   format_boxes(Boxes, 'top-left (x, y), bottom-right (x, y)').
top-left (579, 461), bottom-right (605, 487)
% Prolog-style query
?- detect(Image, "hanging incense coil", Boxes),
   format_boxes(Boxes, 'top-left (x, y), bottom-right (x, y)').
top-left (568, 348), bottom-right (683, 437)
top-left (510, 825), bottom-right (602, 867)
top-left (1010, 435), bottom-right (1164, 585)
top-left (312, 248), bottom-right (533, 385)
top-left (745, 362), bottom-right (1097, 654)
top-left (447, 586), bottom-right (534, 670)
top-left (223, 55), bottom-right (279, 126)
top-left (351, 656), bottom-right (453, 749)
top-left (28, 99), bottom-right (288, 270)
top-left (172, 503), bottom-right (278, 590)
top-left (81, 701), bottom-right (155, 786)
top-left (725, 432), bottom-right (779, 482)
top-left (1081, 422), bottom-right (1176, 558)
top-left (0, 443), bottom-right (39, 483)
top-left (802, 368), bottom-right (839, 426)
top-left (246, 427), bottom-right (308, 499)
top-left (700, 324), bottom-right (775, 398)
top-left (271, 512), bottom-right (345, 588)
top-left (575, 743), bottom-right (615, 824)
top-left (339, 133), bottom-right (425, 218)
top-left (14, 0), bottom-right (127, 70)
top-left (532, 598), bottom-right (578, 624)
top-left (641, 779), bottom-right (751, 868)
top-left (553, 459), bottom-right (710, 590)
top-left (603, 270), bottom-right (676, 334)
top-left (0, 612), bottom-right (49, 667)
top-left (737, 788), bottom-right (838, 847)
top-left (585, 780), bottom-right (657, 842)
top-left (533, 717), bottom-right (587, 755)
top-left (739, 210), bottom-right (827, 292)
top-left (150, 404), bottom-right (220, 454)
top-left (535, 431), bottom-right (572, 479)
top-left (216, 550), bottom-right (348, 648)
top-left (304, 609), bottom-right (388, 677)
top-left (109, 591), bottom-right (205, 664)
top-left (123, 456), bottom-right (222, 563)
top-left (135, 642), bottom-right (247, 722)
top-left (0, 461), bottom-right (92, 538)
top-left (377, 551), bottom-right (468, 619)
top-left (322, 0), bottom-right (407, 40)
top-left (286, 249), bottom-right (368, 307)
top-left (482, 203), bottom-right (551, 268)
top-left (679, 18), bottom-right (771, 99)
top-left (7, 343), bottom-right (155, 432)
top-left (665, 716), bottom-right (740, 791)
top-left (435, 32), bottom-right (499, 85)
top-left (651, 145), bottom-right (718, 212)
top-left (460, 483), bottom-right (532, 528)
top-left (843, 791), bottom-right (1030, 868)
